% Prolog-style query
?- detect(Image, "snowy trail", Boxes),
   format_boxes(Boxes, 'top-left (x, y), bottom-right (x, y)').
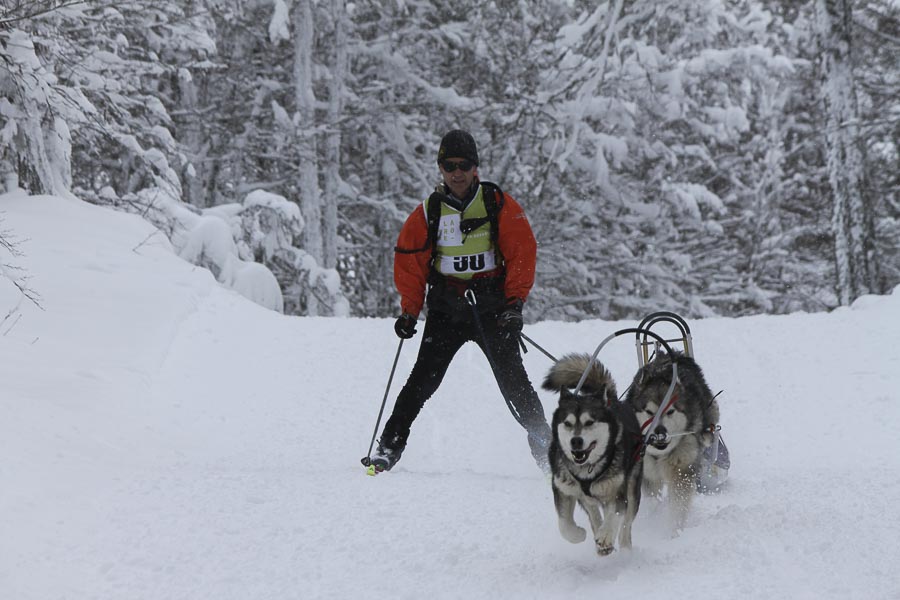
top-left (45, 296), bottom-right (900, 599)
top-left (2, 194), bottom-right (899, 599)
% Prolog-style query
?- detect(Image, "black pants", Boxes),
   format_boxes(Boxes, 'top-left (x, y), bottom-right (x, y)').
top-left (380, 309), bottom-right (551, 459)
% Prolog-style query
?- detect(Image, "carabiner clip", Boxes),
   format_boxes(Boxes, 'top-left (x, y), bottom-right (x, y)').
top-left (465, 288), bottom-right (477, 306)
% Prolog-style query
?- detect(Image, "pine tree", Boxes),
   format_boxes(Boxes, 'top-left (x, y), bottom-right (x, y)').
top-left (815, 0), bottom-right (879, 304)
top-left (853, 0), bottom-right (899, 294)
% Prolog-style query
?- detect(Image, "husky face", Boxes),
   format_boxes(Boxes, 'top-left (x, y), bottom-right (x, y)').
top-left (557, 408), bottom-right (612, 466)
top-left (635, 400), bottom-right (690, 457)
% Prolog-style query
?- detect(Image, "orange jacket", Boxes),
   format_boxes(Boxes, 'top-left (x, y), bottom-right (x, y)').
top-left (393, 183), bottom-right (537, 317)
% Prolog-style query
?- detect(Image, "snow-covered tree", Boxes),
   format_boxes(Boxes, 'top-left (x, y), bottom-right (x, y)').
top-left (515, 0), bottom-right (802, 319)
top-left (853, 0), bottom-right (899, 295)
top-left (815, 0), bottom-right (879, 304)
top-left (6, 0), bottom-right (896, 319)
top-left (0, 27), bottom-right (79, 197)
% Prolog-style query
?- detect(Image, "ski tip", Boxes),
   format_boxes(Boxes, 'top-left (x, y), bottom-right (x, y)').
top-left (365, 465), bottom-right (377, 476)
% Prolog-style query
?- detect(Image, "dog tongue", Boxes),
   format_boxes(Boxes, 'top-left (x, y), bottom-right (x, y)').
top-left (574, 441), bottom-right (597, 461)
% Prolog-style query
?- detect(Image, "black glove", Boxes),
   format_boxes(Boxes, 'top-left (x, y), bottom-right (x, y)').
top-left (394, 313), bottom-right (418, 339)
top-left (497, 298), bottom-right (524, 338)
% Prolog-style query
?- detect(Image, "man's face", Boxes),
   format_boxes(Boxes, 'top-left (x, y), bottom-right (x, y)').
top-left (439, 157), bottom-right (477, 199)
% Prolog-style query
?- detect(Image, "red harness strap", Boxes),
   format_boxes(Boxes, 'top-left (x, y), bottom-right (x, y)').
top-left (640, 391), bottom-right (679, 434)
top-left (633, 391), bottom-right (680, 463)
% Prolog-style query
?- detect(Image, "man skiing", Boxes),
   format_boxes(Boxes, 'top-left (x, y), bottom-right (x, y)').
top-left (370, 129), bottom-right (552, 474)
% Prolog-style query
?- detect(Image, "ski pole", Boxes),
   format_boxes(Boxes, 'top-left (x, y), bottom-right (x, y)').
top-left (360, 337), bottom-right (404, 468)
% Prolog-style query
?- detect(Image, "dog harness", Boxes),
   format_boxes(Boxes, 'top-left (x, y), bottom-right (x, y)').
top-left (567, 457), bottom-right (615, 497)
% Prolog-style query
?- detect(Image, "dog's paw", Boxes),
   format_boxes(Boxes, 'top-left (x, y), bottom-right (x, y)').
top-left (595, 539), bottom-right (615, 556)
top-left (559, 523), bottom-right (587, 544)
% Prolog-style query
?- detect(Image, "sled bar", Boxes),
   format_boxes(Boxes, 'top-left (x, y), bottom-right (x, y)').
top-left (635, 312), bottom-right (694, 365)
top-left (637, 311), bottom-right (692, 335)
top-left (573, 327), bottom-right (675, 396)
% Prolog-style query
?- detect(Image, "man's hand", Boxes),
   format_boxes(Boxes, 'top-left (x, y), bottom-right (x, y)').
top-left (497, 298), bottom-right (524, 338)
top-left (394, 313), bottom-right (418, 339)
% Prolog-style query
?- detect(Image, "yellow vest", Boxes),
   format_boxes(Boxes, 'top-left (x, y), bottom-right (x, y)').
top-left (425, 185), bottom-right (500, 280)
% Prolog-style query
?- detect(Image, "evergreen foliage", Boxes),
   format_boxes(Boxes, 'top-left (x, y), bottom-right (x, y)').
top-left (2, 0), bottom-right (897, 319)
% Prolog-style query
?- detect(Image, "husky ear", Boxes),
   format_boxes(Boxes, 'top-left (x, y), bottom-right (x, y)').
top-left (605, 385), bottom-right (618, 406)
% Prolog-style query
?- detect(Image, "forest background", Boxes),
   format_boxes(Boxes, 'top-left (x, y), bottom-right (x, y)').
top-left (1, 0), bottom-right (897, 321)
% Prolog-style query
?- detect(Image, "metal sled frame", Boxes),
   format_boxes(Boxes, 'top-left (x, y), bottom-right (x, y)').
top-left (635, 311), bottom-right (694, 367)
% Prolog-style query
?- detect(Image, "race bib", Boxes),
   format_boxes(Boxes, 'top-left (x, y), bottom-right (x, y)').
top-left (437, 251), bottom-right (497, 274)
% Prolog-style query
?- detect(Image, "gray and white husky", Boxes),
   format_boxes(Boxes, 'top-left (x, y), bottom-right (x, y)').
top-left (624, 351), bottom-right (720, 531)
top-left (543, 354), bottom-right (643, 556)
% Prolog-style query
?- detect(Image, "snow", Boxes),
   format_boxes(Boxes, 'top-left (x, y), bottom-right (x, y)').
top-left (269, 0), bottom-right (291, 44)
top-left (664, 181), bottom-right (727, 217)
top-left (178, 215), bottom-right (284, 313)
top-left (1, 192), bottom-right (899, 599)
top-left (5, 30), bottom-right (43, 71)
top-left (244, 189), bottom-right (303, 224)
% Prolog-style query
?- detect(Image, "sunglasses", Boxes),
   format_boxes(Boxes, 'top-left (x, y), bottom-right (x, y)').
top-left (440, 159), bottom-right (475, 173)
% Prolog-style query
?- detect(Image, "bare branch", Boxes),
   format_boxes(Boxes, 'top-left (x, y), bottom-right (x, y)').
top-left (132, 228), bottom-right (164, 253)
top-left (0, 0), bottom-right (88, 26)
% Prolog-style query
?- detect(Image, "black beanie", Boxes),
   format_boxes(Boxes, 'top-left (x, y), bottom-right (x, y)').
top-left (437, 129), bottom-right (479, 166)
